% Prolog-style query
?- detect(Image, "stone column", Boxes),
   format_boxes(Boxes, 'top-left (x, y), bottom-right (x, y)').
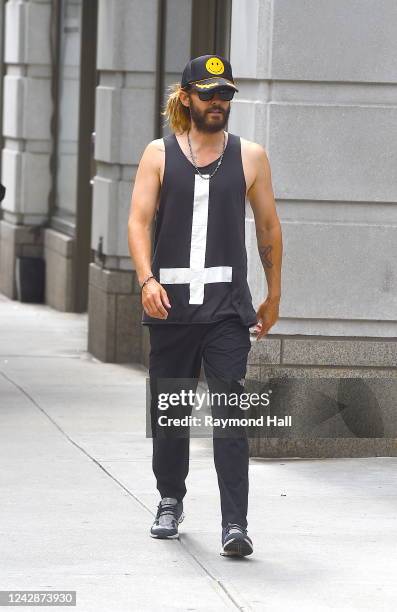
top-left (0, 0), bottom-right (52, 297)
top-left (88, 0), bottom-right (159, 364)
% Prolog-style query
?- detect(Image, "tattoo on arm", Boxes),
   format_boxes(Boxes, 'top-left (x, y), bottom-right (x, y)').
top-left (259, 245), bottom-right (273, 269)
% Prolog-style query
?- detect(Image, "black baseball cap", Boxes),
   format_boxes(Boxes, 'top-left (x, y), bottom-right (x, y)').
top-left (181, 54), bottom-right (239, 92)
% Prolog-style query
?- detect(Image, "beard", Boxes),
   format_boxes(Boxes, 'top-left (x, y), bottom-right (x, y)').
top-left (189, 98), bottom-right (230, 133)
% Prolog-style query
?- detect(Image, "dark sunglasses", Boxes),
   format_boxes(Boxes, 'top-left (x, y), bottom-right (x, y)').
top-left (194, 88), bottom-right (235, 102)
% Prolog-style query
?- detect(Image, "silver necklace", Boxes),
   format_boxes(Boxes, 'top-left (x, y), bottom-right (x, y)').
top-left (187, 130), bottom-right (227, 180)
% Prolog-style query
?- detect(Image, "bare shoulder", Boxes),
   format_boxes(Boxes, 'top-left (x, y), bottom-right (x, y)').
top-left (240, 137), bottom-right (270, 195)
top-left (147, 138), bottom-right (165, 153)
top-left (240, 137), bottom-right (268, 163)
top-left (142, 138), bottom-right (166, 185)
top-left (143, 138), bottom-right (165, 161)
top-left (138, 138), bottom-right (165, 178)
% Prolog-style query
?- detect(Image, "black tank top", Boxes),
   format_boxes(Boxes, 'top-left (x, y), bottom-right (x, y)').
top-left (141, 131), bottom-right (257, 327)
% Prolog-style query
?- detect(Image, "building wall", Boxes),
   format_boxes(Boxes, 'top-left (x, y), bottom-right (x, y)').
top-left (0, 0), bottom-right (52, 298)
top-left (2, 0), bottom-right (52, 228)
top-left (88, 0), bottom-right (160, 363)
top-left (162, 0), bottom-right (193, 136)
top-left (230, 0), bottom-right (397, 338)
top-left (229, 0), bottom-right (397, 457)
top-left (53, 0), bottom-right (82, 224)
top-left (1, 0), bottom-right (395, 456)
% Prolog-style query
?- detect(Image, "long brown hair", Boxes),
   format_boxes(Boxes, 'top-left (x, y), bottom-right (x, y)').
top-left (161, 83), bottom-right (191, 134)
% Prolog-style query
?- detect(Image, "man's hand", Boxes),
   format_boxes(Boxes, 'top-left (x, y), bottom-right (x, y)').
top-left (253, 296), bottom-right (280, 340)
top-left (142, 278), bottom-right (171, 319)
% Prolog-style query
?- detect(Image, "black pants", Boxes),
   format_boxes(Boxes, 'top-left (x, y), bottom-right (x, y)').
top-left (148, 316), bottom-right (252, 529)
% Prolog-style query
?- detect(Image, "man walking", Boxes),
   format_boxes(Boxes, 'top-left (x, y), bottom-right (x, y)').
top-left (128, 55), bottom-right (282, 557)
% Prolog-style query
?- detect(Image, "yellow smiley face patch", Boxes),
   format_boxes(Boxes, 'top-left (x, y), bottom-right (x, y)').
top-left (205, 57), bottom-right (225, 75)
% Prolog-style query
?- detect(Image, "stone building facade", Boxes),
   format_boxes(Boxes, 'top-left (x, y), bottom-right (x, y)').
top-left (1, 0), bottom-right (396, 457)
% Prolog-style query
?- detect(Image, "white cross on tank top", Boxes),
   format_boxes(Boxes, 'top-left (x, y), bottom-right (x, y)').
top-left (159, 173), bottom-right (233, 304)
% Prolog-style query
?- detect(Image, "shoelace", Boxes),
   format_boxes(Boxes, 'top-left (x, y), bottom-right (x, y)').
top-left (226, 523), bottom-right (247, 536)
top-left (155, 502), bottom-right (178, 522)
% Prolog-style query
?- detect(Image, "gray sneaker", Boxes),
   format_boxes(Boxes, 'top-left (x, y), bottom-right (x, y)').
top-left (150, 497), bottom-right (184, 539)
top-left (221, 523), bottom-right (253, 557)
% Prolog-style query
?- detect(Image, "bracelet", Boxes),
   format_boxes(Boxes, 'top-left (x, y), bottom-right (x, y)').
top-left (140, 274), bottom-right (155, 290)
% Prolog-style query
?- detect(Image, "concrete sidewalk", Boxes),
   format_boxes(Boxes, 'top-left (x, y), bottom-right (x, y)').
top-left (1, 292), bottom-right (396, 611)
